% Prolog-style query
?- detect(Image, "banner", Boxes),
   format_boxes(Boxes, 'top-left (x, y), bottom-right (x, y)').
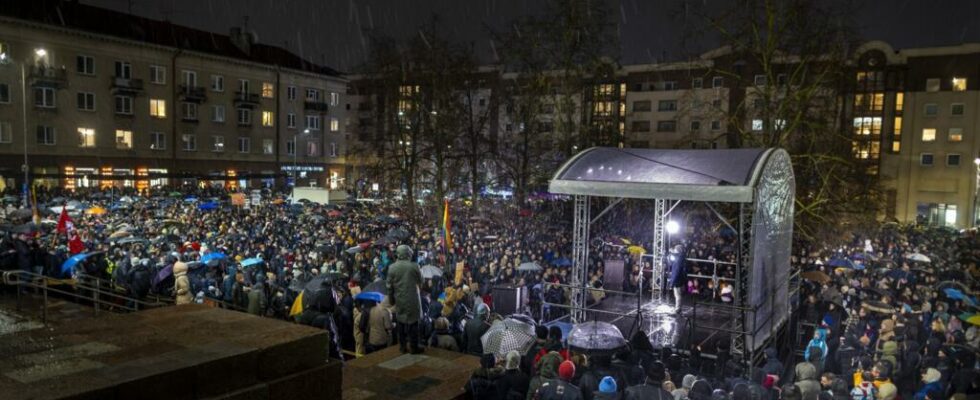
top-left (230, 193), bottom-right (246, 206)
top-left (454, 261), bottom-right (465, 285)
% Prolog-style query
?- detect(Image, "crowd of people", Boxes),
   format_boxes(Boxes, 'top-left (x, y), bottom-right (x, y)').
top-left (0, 185), bottom-right (978, 400)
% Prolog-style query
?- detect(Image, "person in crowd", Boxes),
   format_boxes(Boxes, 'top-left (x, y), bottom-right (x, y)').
top-left (430, 316), bottom-right (459, 352)
top-left (497, 350), bottom-right (531, 400)
top-left (667, 244), bottom-right (687, 312)
top-left (466, 353), bottom-right (504, 400)
top-left (464, 303), bottom-right (492, 356)
top-left (387, 245), bottom-right (424, 354)
top-left (173, 260), bottom-right (192, 305)
top-left (535, 359), bottom-right (583, 400)
top-left (593, 376), bottom-right (619, 400)
top-left (623, 361), bottom-right (672, 400)
top-left (795, 361), bottom-right (822, 400)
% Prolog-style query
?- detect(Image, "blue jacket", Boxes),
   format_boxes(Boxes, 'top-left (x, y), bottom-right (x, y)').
top-left (804, 328), bottom-right (829, 362)
top-left (914, 381), bottom-right (942, 400)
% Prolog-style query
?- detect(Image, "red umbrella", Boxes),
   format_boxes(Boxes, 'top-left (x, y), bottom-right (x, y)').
top-left (327, 210), bottom-right (342, 218)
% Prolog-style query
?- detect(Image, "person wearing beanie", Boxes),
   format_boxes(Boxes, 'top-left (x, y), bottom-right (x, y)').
top-left (525, 325), bottom-right (550, 374)
top-left (535, 359), bottom-right (584, 400)
top-left (594, 376), bottom-right (620, 400)
top-left (624, 361), bottom-right (673, 400)
top-left (689, 380), bottom-right (713, 400)
top-left (465, 353), bottom-right (503, 400)
top-left (794, 361), bottom-right (821, 400)
top-left (913, 368), bottom-right (942, 400)
top-left (710, 389), bottom-right (728, 400)
top-left (579, 355), bottom-right (628, 400)
top-left (463, 303), bottom-right (492, 356)
top-left (496, 350), bottom-right (530, 400)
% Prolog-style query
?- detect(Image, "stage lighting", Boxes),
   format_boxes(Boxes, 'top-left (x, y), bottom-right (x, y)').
top-left (665, 220), bottom-right (680, 234)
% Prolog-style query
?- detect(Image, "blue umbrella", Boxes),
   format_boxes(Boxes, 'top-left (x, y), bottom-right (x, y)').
top-left (198, 202), bottom-right (218, 211)
top-left (828, 258), bottom-right (862, 270)
top-left (553, 258), bottom-right (572, 267)
top-left (240, 257), bottom-right (264, 268)
top-left (944, 288), bottom-right (978, 306)
top-left (184, 196), bottom-right (198, 203)
top-left (354, 291), bottom-right (385, 303)
top-left (200, 252), bottom-right (227, 264)
top-left (61, 253), bottom-right (93, 276)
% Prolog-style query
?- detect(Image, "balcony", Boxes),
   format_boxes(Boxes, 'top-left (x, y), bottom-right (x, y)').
top-left (179, 85), bottom-right (207, 102)
top-left (304, 101), bottom-right (329, 112)
top-left (111, 76), bottom-right (144, 95)
top-left (28, 66), bottom-right (67, 89)
top-left (234, 91), bottom-right (260, 107)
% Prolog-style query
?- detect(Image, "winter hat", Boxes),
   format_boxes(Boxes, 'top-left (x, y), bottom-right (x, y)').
top-left (558, 360), bottom-right (576, 381)
top-left (683, 374), bottom-right (697, 390)
top-left (711, 389), bottom-right (728, 400)
top-left (645, 360), bottom-right (667, 382)
top-left (599, 376), bottom-right (617, 393)
top-left (923, 368), bottom-right (941, 383)
top-left (505, 350), bottom-right (521, 370)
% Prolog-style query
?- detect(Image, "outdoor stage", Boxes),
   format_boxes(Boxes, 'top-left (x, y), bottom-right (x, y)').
top-left (343, 346), bottom-right (481, 400)
top-left (587, 294), bottom-right (735, 354)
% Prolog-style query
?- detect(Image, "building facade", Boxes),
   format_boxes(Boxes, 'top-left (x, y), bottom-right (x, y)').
top-left (0, 2), bottom-right (347, 193)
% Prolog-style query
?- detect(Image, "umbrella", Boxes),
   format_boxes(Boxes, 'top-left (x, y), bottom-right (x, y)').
top-left (517, 261), bottom-right (543, 272)
top-left (884, 269), bottom-right (912, 282)
top-left (802, 270), bottom-right (831, 284)
top-left (567, 321), bottom-right (629, 355)
top-left (327, 210), bottom-right (343, 218)
top-left (354, 291), bottom-right (385, 303)
top-left (240, 258), bottom-right (264, 268)
top-left (200, 252), bottom-right (227, 264)
top-left (61, 252), bottom-right (98, 276)
top-left (907, 253), bottom-right (931, 263)
top-left (85, 206), bottom-right (107, 215)
top-left (420, 265), bottom-right (443, 279)
top-left (298, 274), bottom-right (338, 311)
top-left (959, 313), bottom-right (980, 326)
top-left (827, 258), bottom-right (860, 269)
top-left (627, 245), bottom-right (646, 256)
top-left (322, 272), bottom-right (348, 282)
top-left (117, 237), bottom-right (147, 245)
top-left (198, 202), bottom-right (218, 211)
top-left (863, 300), bottom-right (895, 314)
top-left (152, 264), bottom-right (174, 286)
top-left (108, 231), bottom-right (132, 240)
top-left (7, 208), bottom-right (33, 220)
top-left (373, 237), bottom-right (396, 247)
top-left (9, 223), bottom-right (40, 234)
top-left (481, 318), bottom-right (537, 359)
top-left (346, 244), bottom-right (367, 254)
top-left (363, 279), bottom-right (387, 295)
top-left (482, 235), bottom-right (499, 241)
top-left (944, 288), bottom-right (978, 306)
top-left (553, 258), bottom-right (572, 267)
top-left (2, 195), bottom-right (20, 203)
top-left (386, 227), bottom-right (410, 241)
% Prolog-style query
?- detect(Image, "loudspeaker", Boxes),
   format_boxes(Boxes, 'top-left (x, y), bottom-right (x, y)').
top-left (492, 284), bottom-right (526, 316)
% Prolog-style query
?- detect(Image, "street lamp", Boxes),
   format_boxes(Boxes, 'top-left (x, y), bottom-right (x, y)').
top-left (292, 128), bottom-right (310, 187)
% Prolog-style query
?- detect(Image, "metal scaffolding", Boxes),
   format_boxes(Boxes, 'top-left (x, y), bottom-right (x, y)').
top-left (650, 198), bottom-right (667, 302)
top-left (570, 195), bottom-right (590, 323)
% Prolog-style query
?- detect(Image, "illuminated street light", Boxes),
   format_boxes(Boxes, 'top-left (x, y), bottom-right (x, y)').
top-left (665, 220), bottom-right (680, 235)
top-left (34, 48), bottom-right (47, 58)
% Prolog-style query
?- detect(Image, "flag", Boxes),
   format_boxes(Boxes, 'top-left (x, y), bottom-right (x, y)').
top-left (30, 186), bottom-right (40, 226)
top-left (442, 198), bottom-right (452, 250)
top-left (56, 204), bottom-right (74, 234)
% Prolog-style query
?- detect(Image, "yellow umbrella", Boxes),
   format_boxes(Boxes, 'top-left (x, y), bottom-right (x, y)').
top-left (85, 206), bottom-right (107, 215)
top-left (964, 314), bottom-right (980, 327)
top-left (289, 291), bottom-right (305, 317)
top-left (620, 238), bottom-right (633, 245)
top-left (627, 245), bottom-right (646, 256)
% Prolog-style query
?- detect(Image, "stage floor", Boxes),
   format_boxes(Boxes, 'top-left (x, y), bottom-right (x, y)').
top-left (343, 346), bottom-right (481, 400)
top-left (586, 294), bottom-right (735, 353)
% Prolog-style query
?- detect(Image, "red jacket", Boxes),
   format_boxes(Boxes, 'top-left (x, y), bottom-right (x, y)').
top-left (68, 234), bottom-right (85, 255)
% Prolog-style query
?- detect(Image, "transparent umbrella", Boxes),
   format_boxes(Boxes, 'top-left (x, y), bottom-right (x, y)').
top-left (420, 265), bottom-right (443, 279)
top-left (567, 321), bottom-right (628, 355)
top-left (481, 318), bottom-right (537, 359)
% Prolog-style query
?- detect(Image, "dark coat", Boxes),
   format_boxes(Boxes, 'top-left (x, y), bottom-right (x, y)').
top-left (624, 384), bottom-right (672, 400)
top-left (464, 318), bottom-right (491, 355)
top-left (466, 367), bottom-right (504, 400)
top-left (667, 252), bottom-right (686, 288)
top-left (496, 369), bottom-right (531, 400)
top-left (535, 379), bottom-right (584, 400)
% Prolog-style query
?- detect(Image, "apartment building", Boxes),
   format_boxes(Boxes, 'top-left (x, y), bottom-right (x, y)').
top-left (855, 41), bottom-right (980, 228)
top-left (0, 2), bottom-right (347, 192)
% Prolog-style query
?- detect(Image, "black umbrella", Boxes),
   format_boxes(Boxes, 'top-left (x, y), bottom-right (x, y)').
top-left (302, 274), bottom-right (337, 311)
top-left (387, 227), bottom-right (410, 241)
top-left (7, 209), bottom-right (33, 220)
top-left (10, 223), bottom-right (40, 234)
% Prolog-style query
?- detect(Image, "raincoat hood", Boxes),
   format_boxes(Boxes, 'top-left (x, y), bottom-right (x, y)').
top-left (173, 261), bottom-right (188, 276)
top-left (537, 351), bottom-right (563, 379)
top-left (396, 245), bottom-right (413, 260)
top-left (795, 362), bottom-right (817, 381)
top-left (881, 341), bottom-right (898, 356)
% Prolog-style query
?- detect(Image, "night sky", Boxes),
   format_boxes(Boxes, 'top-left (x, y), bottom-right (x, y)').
top-left (85, 0), bottom-right (980, 72)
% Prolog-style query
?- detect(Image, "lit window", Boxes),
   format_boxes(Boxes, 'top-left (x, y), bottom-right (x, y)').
top-left (922, 128), bottom-right (936, 142)
top-left (262, 82), bottom-right (274, 98)
top-left (894, 116), bottom-right (902, 135)
top-left (115, 129), bottom-right (132, 149)
top-left (751, 119), bottom-right (763, 131)
top-left (948, 128), bottom-right (963, 142)
top-left (78, 127), bottom-right (95, 147)
top-left (944, 205), bottom-right (957, 226)
top-left (330, 118), bottom-right (339, 132)
top-left (150, 99), bottom-right (167, 118)
top-left (262, 111), bottom-right (275, 127)
top-left (925, 78), bottom-right (940, 92)
top-left (212, 136), bottom-right (224, 152)
top-left (895, 92), bottom-right (904, 111)
top-left (952, 77), bottom-right (967, 92)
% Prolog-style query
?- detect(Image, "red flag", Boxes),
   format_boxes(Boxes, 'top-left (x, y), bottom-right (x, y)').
top-left (68, 233), bottom-right (85, 255)
top-left (56, 205), bottom-right (74, 233)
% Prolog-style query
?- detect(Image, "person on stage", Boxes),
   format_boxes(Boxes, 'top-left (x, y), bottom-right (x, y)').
top-left (667, 244), bottom-right (687, 312)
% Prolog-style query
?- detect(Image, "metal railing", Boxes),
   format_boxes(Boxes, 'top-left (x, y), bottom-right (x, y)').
top-left (2, 270), bottom-right (170, 323)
